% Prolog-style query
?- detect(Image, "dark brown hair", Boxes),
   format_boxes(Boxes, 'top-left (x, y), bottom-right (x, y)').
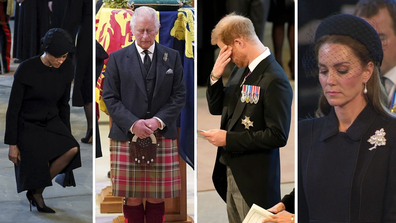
top-left (355, 0), bottom-right (396, 36)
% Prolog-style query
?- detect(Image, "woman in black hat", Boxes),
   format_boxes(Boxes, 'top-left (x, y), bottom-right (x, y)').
top-left (5, 28), bottom-right (81, 213)
top-left (299, 14), bottom-right (396, 222)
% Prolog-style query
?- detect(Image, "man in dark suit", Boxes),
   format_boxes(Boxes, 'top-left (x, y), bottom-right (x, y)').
top-left (102, 6), bottom-right (186, 223)
top-left (354, 0), bottom-right (396, 110)
top-left (200, 13), bottom-right (293, 223)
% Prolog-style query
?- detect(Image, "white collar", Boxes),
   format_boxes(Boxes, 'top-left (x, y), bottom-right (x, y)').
top-left (248, 47), bottom-right (271, 72)
top-left (136, 42), bottom-right (156, 55)
top-left (384, 65), bottom-right (396, 85)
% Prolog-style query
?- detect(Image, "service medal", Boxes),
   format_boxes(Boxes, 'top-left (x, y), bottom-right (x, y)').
top-left (241, 116), bottom-right (254, 129)
top-left (241, 89), bottom-right (246, 103)
top-left (253, 85), bottom-right (260, 104)
top-left (246, 85), bottom-right (251, 103)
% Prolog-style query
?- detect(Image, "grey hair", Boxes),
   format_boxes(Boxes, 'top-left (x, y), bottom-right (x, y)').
top-left (130, 6), bottom-right (160, 33)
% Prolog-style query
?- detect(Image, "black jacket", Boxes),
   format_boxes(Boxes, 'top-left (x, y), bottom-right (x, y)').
top-left (207, 53), bottom-right (293, 209)
top-left (299, 105), bottom-right (396, 222)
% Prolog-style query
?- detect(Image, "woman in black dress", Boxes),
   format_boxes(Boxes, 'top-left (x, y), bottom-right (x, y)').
top-left (298, 14), bottom-right (396, 222)
top-left (5, 28), bottom-right (81, 213)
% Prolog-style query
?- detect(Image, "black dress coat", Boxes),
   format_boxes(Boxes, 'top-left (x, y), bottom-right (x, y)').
top-left (102, 42), bottom-right (186, 141)
top-left (13, 0), bottom-right (50, 61)
top-left (298, 104), bottom-right (396, 222)
top-left (206, 53), bottom-right (293, 209)
top-left (4, 56), bottom-right (81, 193)
top-left (62, 0), bottom-right (93, 106)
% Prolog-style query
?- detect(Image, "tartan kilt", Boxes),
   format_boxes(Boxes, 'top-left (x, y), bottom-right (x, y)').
top-left (110, 134), bottom-right (181, 199)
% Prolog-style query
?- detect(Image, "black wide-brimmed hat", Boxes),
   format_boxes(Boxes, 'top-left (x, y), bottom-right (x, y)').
top-left (41, 28), bottom-right (74, 57)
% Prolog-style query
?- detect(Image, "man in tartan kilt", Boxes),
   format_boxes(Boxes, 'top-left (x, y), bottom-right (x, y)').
top-left (102, 6), bottom-right (186, 223)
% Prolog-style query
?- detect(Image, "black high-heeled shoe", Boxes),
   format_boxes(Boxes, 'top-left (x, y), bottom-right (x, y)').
top-left (81, 128), bottom-right (92, 144)
top-left (29, 192), bottom-right (56, 213)
top-left (26, 190), bottom-right (36, 211)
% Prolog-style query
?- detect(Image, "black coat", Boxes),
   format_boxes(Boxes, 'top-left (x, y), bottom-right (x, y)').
top-left (4, 56), bottom-right (81, 192)
top-left (206, 53), bottom-right (293, 209)
top-left (62, 0), bottom-right (93, 106)
top-left (13, 0), bottom-right (50, 61)
top-left (298, 104), bottom-right (396, 222)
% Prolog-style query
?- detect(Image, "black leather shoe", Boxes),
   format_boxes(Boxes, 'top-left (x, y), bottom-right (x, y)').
top-left (81, 128), bottom-right (92, 144)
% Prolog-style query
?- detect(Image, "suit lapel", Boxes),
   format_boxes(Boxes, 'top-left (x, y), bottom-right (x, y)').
top-left (153, 43), bottom-right (167, 98)
top-left (126, 42), bottom-right (147, 97)
top-left (226, 68), bottom-right (247, 120)
top-left (227, 55), bottom-right (272, 131)
top-left (227, 91), bottom-right (247, 131)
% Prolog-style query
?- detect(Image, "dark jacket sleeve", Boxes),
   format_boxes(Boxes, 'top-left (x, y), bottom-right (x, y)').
top-left (4, 76), bottom-right (26, 145)
top-left (206, 76), bottom-right (225, 116)
top-left (281, 188), bottom-right (295, 213)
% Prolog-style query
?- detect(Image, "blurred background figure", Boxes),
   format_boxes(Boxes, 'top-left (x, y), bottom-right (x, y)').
top-left (62, 0), bottom-right (93, 144)
top-left (48, 0), bottom-right (68, 29)
top-left (13, 0), bottom-right (50, 63)
top-left (268, 0), bottom-right (295, 79)
top-left (354, 0), bottom-right (396, 110)
top-left (225, 0), bottom-right (271, 41)
top-left (0, 0), bottom-right (12, 74)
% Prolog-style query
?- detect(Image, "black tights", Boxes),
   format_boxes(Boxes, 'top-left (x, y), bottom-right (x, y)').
top-left (84, 103), bottom-right (93, 132)
top-left (32, 147), bottom-right (78, 207)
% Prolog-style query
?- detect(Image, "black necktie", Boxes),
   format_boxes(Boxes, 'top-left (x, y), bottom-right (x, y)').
top-left (143, 50), bottom-right (151, 72)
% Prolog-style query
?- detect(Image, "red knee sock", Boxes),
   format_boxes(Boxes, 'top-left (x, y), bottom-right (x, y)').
top-left (145, 201), bottom-right (165, 223)
top-left (123, 203), bottom-right (144, 223)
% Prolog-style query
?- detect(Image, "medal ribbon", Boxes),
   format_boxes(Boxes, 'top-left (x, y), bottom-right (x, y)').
top-left (391, 92), bottom-right (396, 113)
top-left (240, 71), bottom-right (252, 87)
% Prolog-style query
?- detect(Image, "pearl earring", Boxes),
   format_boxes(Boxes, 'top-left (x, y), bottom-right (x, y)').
top-left (364, 82), bottom-right (368, 94)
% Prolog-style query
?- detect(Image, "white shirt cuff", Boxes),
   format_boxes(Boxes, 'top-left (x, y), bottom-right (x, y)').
top-left (154, 117), bottom-right (165, 130)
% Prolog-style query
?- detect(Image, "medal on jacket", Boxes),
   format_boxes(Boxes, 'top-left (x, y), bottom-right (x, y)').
top-left (252, 85), bottom-right (260, 104)
top-left (241, 85), bottom-right (260, 104)
top-left (241, 88), bottom-right (246, 103)
top-left (163, 53), bottom-right (168, 61)
top-left (241, 116), bottom-right (254, 129)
